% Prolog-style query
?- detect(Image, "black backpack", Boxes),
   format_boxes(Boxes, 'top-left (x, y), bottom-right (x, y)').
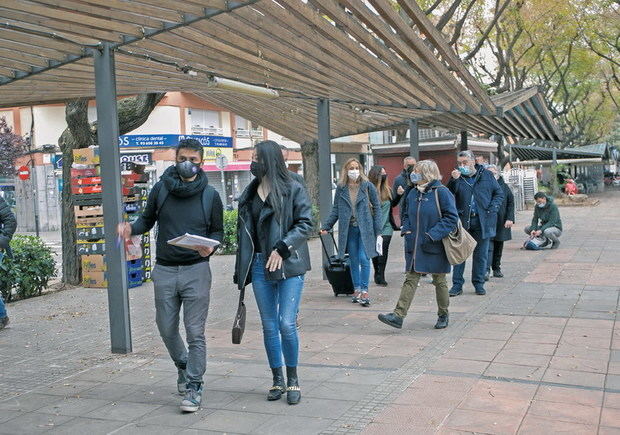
top-left (154, 182), bottom-right (217, 232)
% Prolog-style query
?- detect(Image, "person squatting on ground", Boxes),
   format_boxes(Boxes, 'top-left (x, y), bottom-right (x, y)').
top-left (234, 140), bottom-right (313, 406)
top-left (524, 192), bottom-right (563, 249)
top-left (118, 139), bottom-right (224, 413)
top-left (321, 158), bottom-right (382, 307)
top-left (378, 160), bottom-right (458, 330)
top-left (368, 165), bottom-right (399, 287)
top-left (485, 165), bottom-right (514, 280)
top-left (0, 194), bottom-right (17, 330)
top-left (447, 151), bottom-right (504, 297)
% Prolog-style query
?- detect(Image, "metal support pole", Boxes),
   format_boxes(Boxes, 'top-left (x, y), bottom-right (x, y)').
top-left (220, 169), bottom-right (226, 208)
top-left (408, 118), bottom-right (419, 160)
top-left (552, 148), bottom-right (559, 196)
top-left (317, 99), bottom-right (333, 278)
top-left (94, 43), bottom-right (132, 354)
top-left (460, 131), bottom-right (468, 151)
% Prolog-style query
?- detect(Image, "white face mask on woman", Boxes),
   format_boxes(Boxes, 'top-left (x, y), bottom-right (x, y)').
top-left (347, 169), bottom-right (360, 181)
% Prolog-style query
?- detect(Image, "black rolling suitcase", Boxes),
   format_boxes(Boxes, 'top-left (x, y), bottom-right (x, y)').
top-left (320, 232), bottom-right (354, 296)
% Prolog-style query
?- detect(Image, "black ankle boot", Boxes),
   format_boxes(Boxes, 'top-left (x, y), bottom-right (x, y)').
top-left (267, 367), bottom-right (285, 401)
top-left (377, 263), bottom-right (388, 286)
top-left (285, 366), bottom-right (301, 405)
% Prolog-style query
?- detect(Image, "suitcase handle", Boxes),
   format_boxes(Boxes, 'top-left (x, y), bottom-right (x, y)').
top-left (319, 231), bottom-right (338, 260)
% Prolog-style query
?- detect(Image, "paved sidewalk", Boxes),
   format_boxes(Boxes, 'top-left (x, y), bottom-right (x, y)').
top-left (0, 191), bottom-right (618, 434)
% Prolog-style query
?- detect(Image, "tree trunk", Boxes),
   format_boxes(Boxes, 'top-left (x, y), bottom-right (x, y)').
top-left (58, 93), bottom-right (165, 285)
top-left (301, 141), bottom-right (319, 208)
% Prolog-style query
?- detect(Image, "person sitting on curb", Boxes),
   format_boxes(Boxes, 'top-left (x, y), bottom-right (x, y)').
top-left (524, 192), bottom-right (563, 249)
top-left (0, 194), bottom-right (17, 330)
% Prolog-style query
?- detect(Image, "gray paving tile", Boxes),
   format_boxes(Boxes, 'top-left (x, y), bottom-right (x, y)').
top-left (190, 409), bottom-right (274, 433)
top-left (136, 404), bottom-right (216, 428)
top-left (0, 412), bottom-right (74, 434)
top-left (254, 415), bottom-right (336, 434)
top-left (0, 393), bottom-right (64, 412)
top-left (85, 401), bottom-right (163, 422)
top-left (48, 417), bottom-right (127, 434)
top-left (0, 409), bottom-right (25, 424)
top-left (37, 397), bottom-right (110, 417)
top-left (34, 380), bottom-right (100, 397)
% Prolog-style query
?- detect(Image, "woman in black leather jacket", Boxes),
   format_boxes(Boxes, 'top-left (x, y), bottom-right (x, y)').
top-left (234, 140), bottom-right (313, 405)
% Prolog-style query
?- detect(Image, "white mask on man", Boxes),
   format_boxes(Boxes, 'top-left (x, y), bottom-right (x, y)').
top-left (347, 169), bottom-right (360, 181)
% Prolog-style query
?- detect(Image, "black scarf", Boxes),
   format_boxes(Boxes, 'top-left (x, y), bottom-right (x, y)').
top-left (161, 165), bottom-right (208, 198)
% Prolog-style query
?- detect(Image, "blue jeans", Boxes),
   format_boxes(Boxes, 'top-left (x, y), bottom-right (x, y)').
top-left (452, 216), bottom-right (490, 291)
top-left (252, 254), bottom-right (304, 368)
top-left (346, 226), bottom-right (370, 291)
top-left (0, 294), bottom-right (6, 318)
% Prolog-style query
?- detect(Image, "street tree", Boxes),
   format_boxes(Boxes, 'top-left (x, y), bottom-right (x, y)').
top-left (58, 93), bottom-right (165, 285)
top-left (0, 117), bottom-right (26, 178)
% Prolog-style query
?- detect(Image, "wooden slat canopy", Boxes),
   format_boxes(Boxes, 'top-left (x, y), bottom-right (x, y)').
top-left (0, 0), bottom-right (561, 143)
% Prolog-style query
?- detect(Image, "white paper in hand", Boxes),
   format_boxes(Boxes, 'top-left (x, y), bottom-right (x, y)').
top-left (376, 236), bottom-right (383, 255)
top-left (167, 233), bottom-right (220, 250)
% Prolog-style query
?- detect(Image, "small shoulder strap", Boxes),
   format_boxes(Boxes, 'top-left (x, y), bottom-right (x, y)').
top-left (155, 183), bottom-right (168, 216)
top-left (201, 185), bottom-right (215, 231)
top-left (434, 188), bottom-right (442, 219)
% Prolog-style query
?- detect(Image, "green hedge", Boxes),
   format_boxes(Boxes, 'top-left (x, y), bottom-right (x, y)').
top-left (217, 205), bottom-right (319, 256)
top-left (218, 209), bottom-right (238, 255)
top-left (0, 235), bottom-right (57, 302)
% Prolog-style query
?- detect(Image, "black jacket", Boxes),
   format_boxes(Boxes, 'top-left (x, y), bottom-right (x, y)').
top-left (234, 178), bottom-right (313, 289)
top-left (392, 169), bottom-right (410, 207)
top-left (0, 196), bottom-right (16, 252)
top-left (493, 177), bottom-right (515, 242)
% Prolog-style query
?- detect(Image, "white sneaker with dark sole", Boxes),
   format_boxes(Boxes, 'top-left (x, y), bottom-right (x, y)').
top-left (180, 386), bottom-right (202, 413)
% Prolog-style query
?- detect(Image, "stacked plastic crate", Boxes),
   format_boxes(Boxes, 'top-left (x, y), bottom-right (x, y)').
top-left (73, 147), bottom-right (148, 288)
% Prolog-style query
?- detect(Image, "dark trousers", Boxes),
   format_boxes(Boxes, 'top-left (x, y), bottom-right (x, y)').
top-left (372, 235), bottom-right (392, 274)
top-left (488, 240), bottom-right (504, 271)
top-left (452, 216), bottom-right (490, 291)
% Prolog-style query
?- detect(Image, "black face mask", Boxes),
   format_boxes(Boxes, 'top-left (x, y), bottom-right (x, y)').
top-left (406, 164), bottom-right (415, 174)
top-left (250, 161), bottom-right (265, 179)
top-left (176, 160), bottom-right (200, 179)
top-left (381, 174), bottom-right (387, 182)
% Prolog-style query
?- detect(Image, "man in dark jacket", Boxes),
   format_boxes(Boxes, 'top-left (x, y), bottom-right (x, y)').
top-left (524, 192), bottom-right (562, 249)
top-left (392, 156), bottom-right (417, 208)
top-left (0, 195), bottom-right (17, 330)
top-left (447, 151), bottom-right (504, 296)
top-left (118, 139), bottom-right (223, 413)
top-left (486, 165), bottom-right (514, 279)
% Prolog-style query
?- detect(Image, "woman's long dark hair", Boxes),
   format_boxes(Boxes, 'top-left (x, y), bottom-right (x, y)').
top-left (368, 165), bottom-right (392, 202)
top-left (255, 140), bottom-right (291, 218)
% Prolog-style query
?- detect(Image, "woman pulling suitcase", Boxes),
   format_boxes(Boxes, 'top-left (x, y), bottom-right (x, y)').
top-left (321, 158), bottom-right (382, 306)
top-left (234, 140), bottom-right (313, 405)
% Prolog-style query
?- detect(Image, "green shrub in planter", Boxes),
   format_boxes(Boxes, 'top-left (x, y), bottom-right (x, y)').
top-left (0, 235), bottom-right (56, 301)
top-left (218, 209), bottom-right (238, 255)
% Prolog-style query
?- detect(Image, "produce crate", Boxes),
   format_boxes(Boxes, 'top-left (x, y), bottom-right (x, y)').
top-left (81, 254), bottom-right (106, 272)
top-left (76, 224), bottom-right (104, 240)
top-left (77, 240), bottom-right (105, 255)
top-left (75, 205), bottom-right (103, 225)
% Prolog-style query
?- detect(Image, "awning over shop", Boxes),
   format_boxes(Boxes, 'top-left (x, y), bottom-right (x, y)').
top-left (510, 144), bottom-right (602, 161)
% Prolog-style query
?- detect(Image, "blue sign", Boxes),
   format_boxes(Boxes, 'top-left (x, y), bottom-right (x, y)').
top-left (119, 134), bottom-right (233, 149)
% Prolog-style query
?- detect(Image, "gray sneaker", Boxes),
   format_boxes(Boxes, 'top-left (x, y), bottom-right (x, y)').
top-left (0, 317), bottom-right (9, 330)
top-left (177, 369), bottom-right (188, 395)
top-left (180, 384), bottom-right (202, 413)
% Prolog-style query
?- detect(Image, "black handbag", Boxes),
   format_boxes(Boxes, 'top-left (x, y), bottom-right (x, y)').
top-left (232, 288), bottom-right (246, 344)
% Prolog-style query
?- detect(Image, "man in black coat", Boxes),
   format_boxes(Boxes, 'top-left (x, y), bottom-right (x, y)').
top-left (118, 139), bottom-right (223, 413)
top-left (392, 156), bottom-right (417, 204)
top-left (486, 165), bottom-right (514, 279)
top-left (0, 195), bottom-right (17, 330)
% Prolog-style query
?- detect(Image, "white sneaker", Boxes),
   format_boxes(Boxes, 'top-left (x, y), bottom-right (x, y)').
top-left (180, 384), bottom-right (202, 413)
